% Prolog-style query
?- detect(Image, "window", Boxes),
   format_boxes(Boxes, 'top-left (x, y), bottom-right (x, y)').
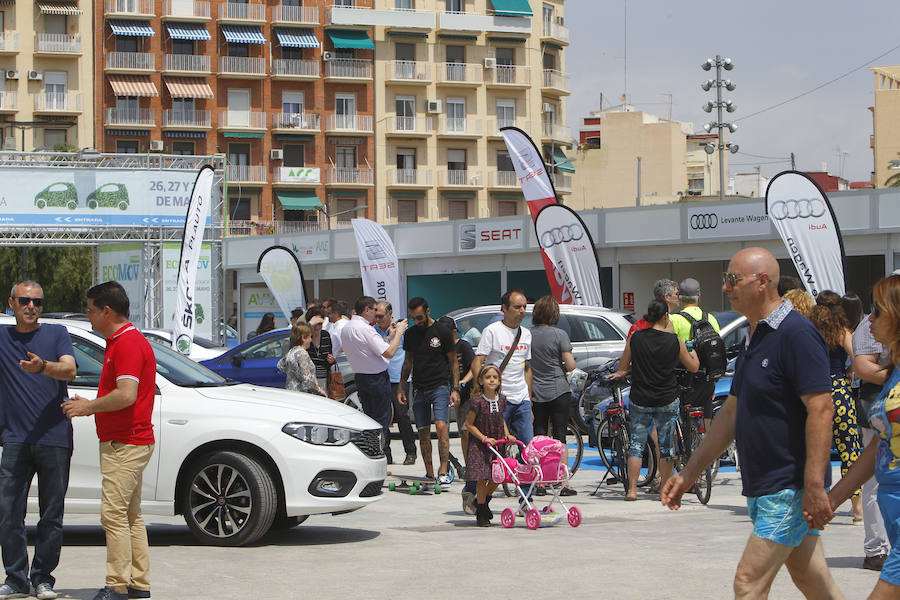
top-left (335, 93), bottom-right (356, 129)
top-left (43, 71), bottom-right (67, 109)
top-left (497, 150), bottom-right (513, 171)
top-left (172, 98), bottom-right (194, 119)
top-left (227, 88), bottom-right (250, 126)
top-left (228, 142), bottom-right (250, 167)
top-left (449, 199), bottom-right (467, 220)
top-left (447, 148), bottom-right (466, 171)
top-left (396, 148), bottom-right (416, 183)
top-left (543, 101), bottom-right (557, 127)
top-left (567, 316), bottom-right (622, 342)
top-left (282, 46), bottom-right (302, 60)
top-left (336, 198), bottom-right (356, 223)
top-left (394, 43), bottom-right (415, 79)
top-left (71, 337), bottom-right (104, 387)
top-left (395, 0), bottom-right (413, 8)
top-left (284, 143), bottom-right (304, 167)
top-left (445, 0), bottom-right (462, 12)
top-left (44, 129), bottom-right (66, 151)
top-left (335, 145), bottom-right (356, 168)
top-left (543, 52), bottom-right (557, 71)
top-left (282, 90), bottom-right (304, 115)
top-left (116, 36), bottom-right (138, 53)
top-left (496, 99), bottom-right (515, 128)
top-left (229, 196), bottom-right (251, 220)
top-left (395, 95), bottom-right (415, 130)
top-left (171, 141), bottom-right (195, 155)
top-left (116, 140), bottom-right (139, 153)
top-left (334, 0), bottom-right (353, 6)
top-left (227, 43), bottom-right (249, 57)
top-left (496, 47), bottom-right (514, 66)
top-left (173, 39), bottom-right (194, 55)
top-left (397, 198), bottom-right (417, 223)
top-left (446, 97), bottom-right (465, 132)
top-left (498, 200), bottom-right (516, 216)
top-left (446, 45), bottom-right (464, 63)
top-left (334, 48), bottom-right (354, 60)
top-left (45, 14), bottom-right (66, 34)
top-left (395, 42), bottom-right (414, 61)
top-left (116, 96), bottom-right (138, 116)
top-left (542, 4), bottom-right (554, 33)
top-left (230, 332), bottom-right (290, 361)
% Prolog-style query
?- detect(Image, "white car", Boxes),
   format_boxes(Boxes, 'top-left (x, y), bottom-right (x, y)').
top-left (141, 329), bottom-right (229, 361)
top-left (0, 318), bottom-right (387, 546)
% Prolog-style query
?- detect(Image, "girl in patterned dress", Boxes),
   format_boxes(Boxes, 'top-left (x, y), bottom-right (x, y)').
top-left (465, 364), bottom-right (515, 527)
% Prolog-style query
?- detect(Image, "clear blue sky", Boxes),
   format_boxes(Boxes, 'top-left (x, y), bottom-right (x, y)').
top-left (564, 0), bottom-right (899, 182)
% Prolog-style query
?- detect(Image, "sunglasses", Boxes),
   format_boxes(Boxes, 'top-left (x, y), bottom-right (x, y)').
top-left (374, 313), bottom-right (387, 319)
top-left (722, 272), bottom-right (762, 287)
top-left (410, 313), bottom-right (427, 322)
top-left (14, 296), bottom-right (43, 308)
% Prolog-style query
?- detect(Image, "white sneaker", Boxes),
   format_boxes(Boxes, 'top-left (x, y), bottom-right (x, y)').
top-left (0, 584), bottom-right (29, 599)
top-left (437, 474), bottom-right (452, 487)
top-left (35, 583), bottom-right (58, 600)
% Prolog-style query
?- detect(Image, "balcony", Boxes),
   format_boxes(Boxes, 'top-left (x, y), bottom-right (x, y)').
top-left (386, 60), bottom-right (431, 84)
top-left (106, 108), bottom-right (156, 128)
top-left (271, 4), bottom-right (319, 25)
top-left (438, 11), bottom-right (531, 34)
top-left (161, 0), bottom-right (211, 20)
top-left (271, 58), bottom-right (319, 80)
top-left (162, 109), bottom-right (211, 129)
top-left (485, 64), bottom-right (529, 88)
top-left (437, 117), bottom-right (482, 139)
top-left (104, 0), bottom-right (155, 18)
top-left (542, 69), bottom-right (570, 96)
top-left (272, 166), bottom-right (321, 186)
top-left (218, 56), bottom-right (266, 78)
top-left (0, 92), bottom-right (18, 113)
top-left (217, 2), bottom-right (266, 23)
top-left (486, 118), bottom-right (524, 138)
top-left (34, 34), bottom-right (82, 55)
top-left (325, 114), bottom-right (373, 134)
top-left (325, 3), bottom-right (372, 27)
top-left (324, 58), bottom-right (373, 81)
top-left (327, 5), bottom-right (434, 28)
top-left (386, 169), bottom-right (433, 189)
top-left (225, 219), bottom-right (339, 236)
top-left (228, 165), bottom-right (267, 184)
top-left (436, 63), bottom-right (482, 86)
top-left (542, 122), bottom-right (573, 144)
top-left (438, 169), bottom-right (483, 189)
top-left (488, 170), bottom-right (518, 189)
top-left (163, 54), bottom-right (211, 74)
top-left (384, 116), bottom-right (432, 137)
top-left (326, 167), bottom-right (374, 186)
top-left (33, 92), bottom-right (83, 114)
top-left (549, 172), bottom-right (572, 193)
top-left (105, 52), bottom-right (156, 72)
top-left (0, 32), bottom-right (19, 53)
top-left (271, 112), bottom-right (320, 132)
top-left (218, 110), bottom-right (267, 130)
top-left (541, 21), bottom-right (570, 45)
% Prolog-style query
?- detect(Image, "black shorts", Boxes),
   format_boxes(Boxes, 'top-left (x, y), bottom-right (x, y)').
top-left (681, 382), bottom-right (715, 420)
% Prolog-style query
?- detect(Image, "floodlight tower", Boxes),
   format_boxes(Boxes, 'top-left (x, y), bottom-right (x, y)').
top-left (701, 56), bottom-right (738, 201)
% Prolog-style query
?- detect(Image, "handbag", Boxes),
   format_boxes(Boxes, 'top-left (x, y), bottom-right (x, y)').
top-left (328, 365), bottom-right (346, 400)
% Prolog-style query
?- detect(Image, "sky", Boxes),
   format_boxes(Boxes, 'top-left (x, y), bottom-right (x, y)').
top-left (564, 1), bottom-right (900, 183)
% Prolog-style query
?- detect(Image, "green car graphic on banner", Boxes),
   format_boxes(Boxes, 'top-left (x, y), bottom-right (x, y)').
top-left (34, 183), bottom-right (78, 210)
top-left (87, 183), bottom-right (130, 210)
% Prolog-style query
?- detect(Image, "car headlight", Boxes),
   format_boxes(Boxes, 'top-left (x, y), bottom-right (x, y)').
top-left (282, 423), bottom-right (355, 446)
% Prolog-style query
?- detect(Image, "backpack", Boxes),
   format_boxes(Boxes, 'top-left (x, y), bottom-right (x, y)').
top-left (678, 311), bottom-right (727, 381)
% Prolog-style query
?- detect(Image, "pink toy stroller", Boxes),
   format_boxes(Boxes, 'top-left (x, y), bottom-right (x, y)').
top-left (488, 436), bottom-right (581, 530)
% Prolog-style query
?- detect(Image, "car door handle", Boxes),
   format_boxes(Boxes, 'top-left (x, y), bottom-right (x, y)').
top-left (168, 419), bottom-right (188, 425)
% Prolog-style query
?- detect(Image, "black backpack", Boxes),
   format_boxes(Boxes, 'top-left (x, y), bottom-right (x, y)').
top-left (678, 311), bottom-right (727, 381)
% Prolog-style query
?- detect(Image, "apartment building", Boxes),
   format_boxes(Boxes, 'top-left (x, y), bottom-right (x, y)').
top-left (870, 65), bottom-right (900, 188)
top-left (327, 0), bottom-right (571, 224)
top-left (93, 0), bottom-right (376, 230)
top-left (0, 0), bottom-right (94, 151)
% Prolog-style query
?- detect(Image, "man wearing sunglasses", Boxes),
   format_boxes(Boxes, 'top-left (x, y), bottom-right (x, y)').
top-left (0, 281), bottom-right (76, 600)
top-left (662, 248), bottom-right (840, 598)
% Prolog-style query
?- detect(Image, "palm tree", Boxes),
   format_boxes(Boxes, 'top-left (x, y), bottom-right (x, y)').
top-left (886, 171), bottom-right (900, 187)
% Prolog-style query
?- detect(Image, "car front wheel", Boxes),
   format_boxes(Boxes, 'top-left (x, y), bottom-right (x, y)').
top-left (180, 451), bottom-right (277, 547)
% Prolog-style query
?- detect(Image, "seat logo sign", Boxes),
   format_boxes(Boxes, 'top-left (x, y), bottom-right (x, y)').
top-left (689, 213), bottom-right (718, 230)
top-left (540, 224), bottom-right (583, 248)
top-left (769, 199), bottom-right (826, 220)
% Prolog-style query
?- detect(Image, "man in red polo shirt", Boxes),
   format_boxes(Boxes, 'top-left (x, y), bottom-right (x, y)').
top-left (62, 281), bottom-right (155, 600)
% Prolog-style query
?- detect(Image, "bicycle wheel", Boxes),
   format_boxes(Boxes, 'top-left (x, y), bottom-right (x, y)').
top-left (612, 428), bottom-right (629, 488)
top-left (596, 416), bottom-right (615, 475)
top-left (695, 465), bottom-right (713, 505)
top-left (566, 421), bottom-right (584, 476)
top-left (635, 435), bottom-right (658, 487)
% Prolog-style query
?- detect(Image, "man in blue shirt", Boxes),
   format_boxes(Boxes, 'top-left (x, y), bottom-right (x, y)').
top-left (662, 248), bottom-right (841, 598)
top-left (374, 301), bottom-right (416, 465)
top-left (0, 281), bottom-right (76, 600)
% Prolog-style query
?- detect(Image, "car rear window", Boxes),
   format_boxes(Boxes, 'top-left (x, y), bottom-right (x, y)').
top-left (567, 315), bottom-right (623, 342)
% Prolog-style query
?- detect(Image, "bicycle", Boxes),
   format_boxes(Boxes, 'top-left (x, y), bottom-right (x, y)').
top-left (672, 400), bottom-right (715, 505)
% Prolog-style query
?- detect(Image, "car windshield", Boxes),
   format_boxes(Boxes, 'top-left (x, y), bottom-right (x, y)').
top-left (152, 343), bottom-right (234, 387)
top-left (191, 335), bottom-right (221, 349)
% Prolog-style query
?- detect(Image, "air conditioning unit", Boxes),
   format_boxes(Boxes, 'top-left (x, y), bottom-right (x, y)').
top-left (149, 140), bottom-right (164, 152)
top-left (484, 57), bottom-right (497, 69)
top-left (555, 15), bottom-right (565, 25)
top-left (27, 70), bottom-right (42, 81)
top-left (470, 174), bottom-right (481, 186)
top-left (270, 149), bottom-right (283, 160)
top-left (322, 51), bottom-right (333, 61)
top-left (542, 102), bottom-right (554, 113)
top-left (5, 70), bottom-right (18, 80)
top-left (426, 99), bottom-right (442, 114)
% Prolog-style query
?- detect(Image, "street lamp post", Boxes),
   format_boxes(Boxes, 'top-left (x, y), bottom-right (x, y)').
top-left (315, 203), bottom-right (366, 230)
top-left (701, 56), bottom-right (739, 202)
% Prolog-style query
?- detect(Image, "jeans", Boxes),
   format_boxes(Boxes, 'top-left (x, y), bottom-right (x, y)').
top-left (0, 442), bottom-right (71, 591)
top-left (412, 385), bottom-right (451, 429)
top-left (503, 400), bottom-right (534, 446)
top-left (356, 371), bottom-right (392, 457)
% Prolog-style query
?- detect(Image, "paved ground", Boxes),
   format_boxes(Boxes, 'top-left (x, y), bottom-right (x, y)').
top-left (13, 439), bottom-right (881, 599)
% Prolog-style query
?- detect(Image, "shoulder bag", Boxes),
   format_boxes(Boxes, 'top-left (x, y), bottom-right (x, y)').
top-left (498, 327), bottom-right (522, 374)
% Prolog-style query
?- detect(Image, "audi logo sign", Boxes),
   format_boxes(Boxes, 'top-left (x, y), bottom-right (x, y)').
top-left (769, 198), bottom-right (827, 220)
top-left (689, 213), bottom-right (718, 230)
top-left (540, 224), bottom-right (584, 248)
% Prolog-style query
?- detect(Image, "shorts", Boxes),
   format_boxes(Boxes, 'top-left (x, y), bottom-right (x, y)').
top-left (878, 486), bottom-right (900, 585)
top-left (747, 488), bottom-right (821, 547)
top-left (456, 395), bottom-right (471, 432)
top-left (628, 399), bottom-right (679, 459)
top-left (413, 385), bottom-right (450, 429)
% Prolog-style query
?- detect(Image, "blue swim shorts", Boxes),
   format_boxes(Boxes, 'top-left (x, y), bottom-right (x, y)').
top-left (878, 486), bottom-right (900, 585)
top-left (747, 488), bottom-right (821, 548)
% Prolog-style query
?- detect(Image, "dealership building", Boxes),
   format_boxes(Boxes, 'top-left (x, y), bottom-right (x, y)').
top-left (224, 186), bottom-right (900, 335)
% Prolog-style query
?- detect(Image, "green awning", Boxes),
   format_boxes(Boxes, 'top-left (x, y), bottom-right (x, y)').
top-left (438, 34), bottom-right (477, 40)
top-left (327, 29), bottom-right (374, 50)
top-left (331, 190), bottom-right (366, 197)
top-left (277, 190), bottom-right (321, 210)
top-left (223, 131), bottom-right (264, 138)
top-left (443, 191), bottom-right (476, 199)
top-left (274, 134), bottom-right (315, 141)
top-left (542, 41), bottom-right (563, 51)
top-left (391, 191), bottom-right (425, 198)
top-left (387, 31), bottom-right (428, 39)
top-left (489, 0), bottom-right (533, 17)
top-left (550, 146), bottom-right (575, 174)
top-left (487, 35), bottom-right (527, 43)
top-left (492, 192), bottom-right (523, 199)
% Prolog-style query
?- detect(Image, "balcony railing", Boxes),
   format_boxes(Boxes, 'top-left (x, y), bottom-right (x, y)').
top-left (271, 58), bottom-right (319, 78)
top-left (327, 167), bottom-right (374, 185)
top-left (106, 108), bottom-right (156, 126)
top-left (0, 91), bottom-right (17, 111)
top-left (486, 64), bottom-right (527, 85)
top-left (387, 60), bottom-right (431, 82)
top-left (542, 69), bottom-right (570, 92)
top-left (162, 0), bottom-right (211, 18)
top-left (272, 112), bottom-right (320, 130)
top-left (549, 172), bottom-right (572, 192)
top-left (542, 122), bottom-right (572, 141)
top-left (385, 116), bottom-right (432, 135)
top-left (218, 2), bottom-right (266, 21)
top-left (542, 21), bottom-right (570, 43)
top-left (439, 170), bottom-right (482, 187)
top-left (437, 62), bottom-right (482, 84)
top-left (489, 170), bottom-right (518, 187)
top-left (219, 56), bottom-right (266, 76)
top-left (105, 0), bottom-right (155, 16)
top-left (324, 59), bottom-right (373, 79)
top-left (271, 4), bottom-right (319, 23)
top-left (226, 219), bottom-right (341, 236)
top-left (325, 3), bottom-right (375, 25)
top-left (438, 117), bottom-right (482, 136)
top-left (163, 54), bottom-right (211, 72)
top-left (163, 109), bottom-right (211, 128)
top-left (228, 165), bottom-right (267, 183)
top-left (487, 118), bottom-right (522, 136)
top-left (0, 32), bottom-right (19, 52)
top-left (33, 92), bottom-right (82, 112)
top-left (386, 169), bottom-right (433, 187)
top-left (35, 33), bottom-right (82, 53)
top-left (325, 114), bottom-right (373, 132)
top-left (219, 110), bottom-right (267, 129)
top-left (106, 52), bottom-right (155, 70)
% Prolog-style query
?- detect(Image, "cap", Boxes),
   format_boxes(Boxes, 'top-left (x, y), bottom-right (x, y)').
top-left (679, 277), bottom-right (701, 296)
top-left (437, 316), bottom-right (457, 331)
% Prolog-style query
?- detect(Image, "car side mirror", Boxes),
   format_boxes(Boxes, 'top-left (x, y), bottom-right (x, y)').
top-left (231, 353), bottom-right (244, 367)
